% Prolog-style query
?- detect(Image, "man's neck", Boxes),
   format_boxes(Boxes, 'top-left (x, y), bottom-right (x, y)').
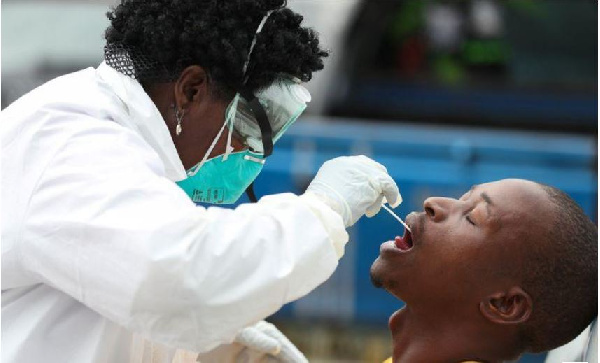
top-left (389, 307), bottom-right (513, 363)
top-left (389, 307), bottom-right (458, 362)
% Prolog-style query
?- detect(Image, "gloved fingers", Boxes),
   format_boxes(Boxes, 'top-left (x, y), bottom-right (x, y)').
top-left (379, 175), bottom-right (402, 208)
top-left (253, 321), bottom-right (289, 343)
top-left (355, 156), bottom-right (400, 209)
top-left (255, 322), bottom-right (308, 363)
top-left (364, 165), bottom-right (401, 216)
top-left (277, 341), bottom-right (309, 363)
top-left (277, 347), bottom-right (308, 362)
top-left (257, 322), bottom-right (294, 347)
top-left (307, 154), bottom-right (399, 228)
top-left (256, 321), bottom-right (289, 336)
top-left (253, 320), bottom-right (275, 332)
top-left (355, 155), bottom-right (388, 173)
top-left (365, 194), bottom-right (384, 218)
top-left (235, 326), bottom-right (281, 356)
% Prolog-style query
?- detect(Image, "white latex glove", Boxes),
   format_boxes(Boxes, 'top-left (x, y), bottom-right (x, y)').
top-left (304, 155), bottom-right (401, 227)
top-left (196, 321), bottom-right (307, 363)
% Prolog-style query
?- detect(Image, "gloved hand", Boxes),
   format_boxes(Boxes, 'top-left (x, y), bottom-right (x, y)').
top-left (196, 321), bottom-right (307, 363)
top-left (304, 155), bottom-right (401, 227)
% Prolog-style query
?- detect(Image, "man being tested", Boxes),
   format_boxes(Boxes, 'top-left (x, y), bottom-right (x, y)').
top-left (371, 179), bottom-right (597, 362)
top-left (1, 0), bottom-right (401, 362)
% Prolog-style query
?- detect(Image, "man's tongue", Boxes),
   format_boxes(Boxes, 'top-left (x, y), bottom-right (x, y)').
top-left (394, 232), bottom-right (412, 251)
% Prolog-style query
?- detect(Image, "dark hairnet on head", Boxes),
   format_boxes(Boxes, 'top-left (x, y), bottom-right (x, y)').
top-left (104, 0), bottom-right (329, 99)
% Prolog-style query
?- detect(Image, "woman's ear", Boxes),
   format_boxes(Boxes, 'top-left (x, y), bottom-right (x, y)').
top-left (479, 286), bottom-right (532, 325)
top-left (174, 65), bottom-right (208, 109)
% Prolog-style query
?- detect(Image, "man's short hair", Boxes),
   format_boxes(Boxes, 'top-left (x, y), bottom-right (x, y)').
top-left (520, 183), bottom-right (597, 352)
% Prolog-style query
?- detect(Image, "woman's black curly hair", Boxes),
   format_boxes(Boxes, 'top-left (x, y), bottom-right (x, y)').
top-left (105, 0), bottom-right (328, 98)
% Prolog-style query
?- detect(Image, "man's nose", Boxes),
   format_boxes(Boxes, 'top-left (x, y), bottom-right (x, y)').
top-left (423, 197), bottom-right (456, 222)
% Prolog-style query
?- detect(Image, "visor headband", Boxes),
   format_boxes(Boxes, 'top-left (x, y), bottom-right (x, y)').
top-left (240, 88), bottom-right (273, 157)
top-left (242, 10), bottom-right (274, 82)
top-left (239, 9), bottom-right (275, 157)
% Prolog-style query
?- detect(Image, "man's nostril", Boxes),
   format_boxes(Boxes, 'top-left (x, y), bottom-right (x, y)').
top-left (425, 206), bottom-right (435, 217)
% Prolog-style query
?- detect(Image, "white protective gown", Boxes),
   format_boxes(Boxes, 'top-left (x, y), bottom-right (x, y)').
top-left (1, 62), bottom-right (349, 363)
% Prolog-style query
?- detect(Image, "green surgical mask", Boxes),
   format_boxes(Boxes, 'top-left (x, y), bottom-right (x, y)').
top-left (176, 150), bottom-right (265, 204)
top-left (175, 93), bottom-right (268, 205)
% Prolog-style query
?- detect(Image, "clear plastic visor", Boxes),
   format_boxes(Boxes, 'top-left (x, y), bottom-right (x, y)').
top-left (229, 77), bottom-right (311, 153)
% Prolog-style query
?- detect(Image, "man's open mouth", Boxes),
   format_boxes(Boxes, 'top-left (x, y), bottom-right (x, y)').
top-left (394, 227), bottom-right (414, 251)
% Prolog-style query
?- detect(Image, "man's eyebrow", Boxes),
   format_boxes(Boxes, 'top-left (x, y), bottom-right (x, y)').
top-left (481, 192), bottom-right (494, 205)
top-left (480, 192), bottom-right (495, 218)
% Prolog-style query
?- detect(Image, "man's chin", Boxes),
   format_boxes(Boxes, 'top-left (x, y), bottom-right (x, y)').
top-left (370, 269), bottom-right (384, 288)
top-left (369, 259), bottom-right (385, 288)
top-left (370, 258), bottom-right (404, 296)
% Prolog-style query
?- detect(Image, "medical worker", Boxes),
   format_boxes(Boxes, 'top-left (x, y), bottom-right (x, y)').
top-left (1, 1), bottom-right (401, 362)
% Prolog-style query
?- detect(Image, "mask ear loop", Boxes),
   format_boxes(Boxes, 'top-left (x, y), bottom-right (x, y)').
top-left (223, 94), bottom-right (240, 161)
top-left (187, 115), bottom-right (229, 176)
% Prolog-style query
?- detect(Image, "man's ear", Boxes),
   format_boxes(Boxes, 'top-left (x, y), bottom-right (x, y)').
top-left (479, 287), bottom-right (532, 325)
top-left (174, 65), bottom-right (209, 109)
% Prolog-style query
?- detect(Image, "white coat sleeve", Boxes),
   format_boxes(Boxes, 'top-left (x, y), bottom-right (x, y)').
top-left (17, 120), bottom-right (348, 353)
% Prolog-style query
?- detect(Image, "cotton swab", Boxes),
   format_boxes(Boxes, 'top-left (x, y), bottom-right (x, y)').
top-left (382, 204), bottom-right (412, 233)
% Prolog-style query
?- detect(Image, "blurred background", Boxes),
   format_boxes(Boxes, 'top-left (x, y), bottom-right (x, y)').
top-left (2, 0), bottom-right (597, 362)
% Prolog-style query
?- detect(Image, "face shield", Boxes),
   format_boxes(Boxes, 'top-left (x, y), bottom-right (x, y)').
top-left (228, 77), bottom-right (311, 155)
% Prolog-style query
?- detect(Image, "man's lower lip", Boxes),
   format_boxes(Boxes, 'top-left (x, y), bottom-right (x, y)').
top-left (380, 241), bottom-right (411, 254)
